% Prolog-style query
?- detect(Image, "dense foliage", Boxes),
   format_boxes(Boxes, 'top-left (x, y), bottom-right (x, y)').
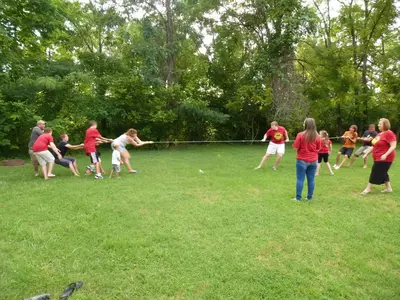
top-left (0, 0), bottom-right (399, 155)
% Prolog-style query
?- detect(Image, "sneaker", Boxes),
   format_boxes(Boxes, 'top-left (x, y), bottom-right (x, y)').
top-left (47, 174), bottom-right (56, 177)
top-left (129, 170), bottom-right (138, 174)
top-left (254, 166), bottom-right (261, 170)
top-left (34, 173), bottom-right (40, 177)
top-left (330, 172), bottom-right (334, 176)
top-left (95, 174), bottom-right (104, 179)
top-left (291, 198), bottom-right (301, 201)
top-left (272, 167), bottom-right (277, 171)
top-left (363, 165), bottom-right (368, 169)
top-left (334, 165), bottom-right (340, 170)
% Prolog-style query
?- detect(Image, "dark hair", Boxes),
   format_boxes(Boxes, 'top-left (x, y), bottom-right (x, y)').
top-left (44, 128), bottom-right (52, 134)
top-left (350, 125), bottom-right (358, 132)
top-left (303, 118), bottom-right (318, 143)
top-left (89, 120), bottom-right (97, 127)
top-left (369, 124), bottom-right (375, 128)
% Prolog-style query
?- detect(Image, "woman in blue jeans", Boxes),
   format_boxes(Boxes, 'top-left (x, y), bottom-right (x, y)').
top-left (292, 118), bottom-right (322, 201)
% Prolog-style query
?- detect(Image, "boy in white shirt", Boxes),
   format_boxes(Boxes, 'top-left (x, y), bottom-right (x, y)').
top-left (109, 143), bottom-right (123, 178)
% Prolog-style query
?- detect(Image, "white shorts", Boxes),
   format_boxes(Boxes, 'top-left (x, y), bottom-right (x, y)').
top-left (266, 142), bottom-right (285, 155)
top-left (35, 150), bottom-right (55, 165)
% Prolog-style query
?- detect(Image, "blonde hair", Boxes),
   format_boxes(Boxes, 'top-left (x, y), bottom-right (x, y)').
top-left (271, 121), bottom-right (278, 127)
top-left (380, 118), bottom-right (391, 131)
top-left (320, 130), bottom-right (329, 147)
top-left (125, 128), bottom-right (137, 137)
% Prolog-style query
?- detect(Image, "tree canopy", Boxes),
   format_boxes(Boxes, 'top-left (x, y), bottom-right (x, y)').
top-left (0, 0), bottom-right (399, 154)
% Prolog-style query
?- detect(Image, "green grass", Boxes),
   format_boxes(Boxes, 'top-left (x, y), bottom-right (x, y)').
top-left (1, 144), bottom-right (399, 299)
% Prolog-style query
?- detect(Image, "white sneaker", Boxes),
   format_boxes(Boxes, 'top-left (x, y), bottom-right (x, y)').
top-left (272, 167), bottom-right (277, 171)
top-left (333, 164), bottom-right (338, 168)
top-left (334, 165), bottom-right (340, 170)
top-left (48, 174), bottom-right (56, 177)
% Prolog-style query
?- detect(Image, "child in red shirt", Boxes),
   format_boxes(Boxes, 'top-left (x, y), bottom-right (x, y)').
top-left (316, 131), bottom-right (334, 176)
top-left (83, 121), bottom-right (113, 179)
top-left (32, 128), bottom-right (62, 180)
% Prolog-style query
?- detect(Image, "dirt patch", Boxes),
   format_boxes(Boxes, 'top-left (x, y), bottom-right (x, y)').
top-left (2, 160), bottom-right (25, 166)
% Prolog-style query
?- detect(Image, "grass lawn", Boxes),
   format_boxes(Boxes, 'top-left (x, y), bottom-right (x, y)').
top-left (1, 144), bottom-right (399, 299)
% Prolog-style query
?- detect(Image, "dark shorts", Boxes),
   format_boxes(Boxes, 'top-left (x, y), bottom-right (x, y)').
top-left (318, 153), bottom-right (329, 163)
top-left (340, 147), bottom-right (354, 158)
top-left (88, 152), bottom-right (101, 163)
top-left (369, 162), bottom-right (392, 185)
top-left (55, 157), bottom-right (76, 168)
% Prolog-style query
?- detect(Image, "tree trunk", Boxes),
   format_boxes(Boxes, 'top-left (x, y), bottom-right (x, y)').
top-left (165, 0), bottom-right (176, 87)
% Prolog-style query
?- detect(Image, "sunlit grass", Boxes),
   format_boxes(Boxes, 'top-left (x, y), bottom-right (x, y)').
top-left (1, 144), bottom-right (399, 299)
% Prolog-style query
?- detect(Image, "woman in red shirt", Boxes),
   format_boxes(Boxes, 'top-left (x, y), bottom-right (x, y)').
top-left (361, 118), bottom-right (397, 194)
top-left (292, 118), bottom-right (321, 201)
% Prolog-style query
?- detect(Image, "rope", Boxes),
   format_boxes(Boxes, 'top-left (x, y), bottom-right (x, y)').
top-left (152, 137), bottom-right (343, 144)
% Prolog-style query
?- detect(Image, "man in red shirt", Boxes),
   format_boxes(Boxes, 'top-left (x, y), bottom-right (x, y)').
top-left (255, 121), bottom-right (289, 170)
top-left (84, 120), bottom-right (113, 179)
top-left (32, 128), bottom-right (62, 180)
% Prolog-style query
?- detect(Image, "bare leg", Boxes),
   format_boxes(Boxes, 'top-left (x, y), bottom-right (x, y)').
top-left (255, 154), bottom-right (271, 169)
top-left (326, 162), bottom-right (334, 174)
top-left (33, 164), bottom-right (39, 176)
top-left (47, 161), bottom-right (55, 176)
top-left (363, 156), bottom-right (368, 168)
top-left (316, 163), bottom-right (321, 176)
top-left (273, 154), bottom-right (283, 170)
top-left (95, 162), bottom-right (101, 175)
top-left (73, 160), bottom-right (80, 175)
top-left (337, 156), bottom-right (349, 168)
top-left (69, 163), bottom-right (79, 176)
top-left (361, 183), bottom-right (372, 194)
top-left (121, 150), bottom-right (134, 172)
top-left (41, 164), bottom-right (48, 180)
top-left (109, 170), bottom-right (114, 178)
top-left (348, 156), bottom-right (357, 167)
top-left (100, 162), bottom-right (106, 174)
top-left (335, 153), bottom-right (341, 165)
top-left (383, 181), bottom-right (393, 192)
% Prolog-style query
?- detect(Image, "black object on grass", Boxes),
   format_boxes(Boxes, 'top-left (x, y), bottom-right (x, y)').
top-left (59, 281), bottom-right (83, 300)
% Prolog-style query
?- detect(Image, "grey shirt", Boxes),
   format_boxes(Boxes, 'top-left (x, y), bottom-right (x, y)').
top-left (28, 126), bottom-right (43, 149)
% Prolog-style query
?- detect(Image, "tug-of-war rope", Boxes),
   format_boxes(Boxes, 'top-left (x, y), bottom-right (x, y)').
top-left (151, 137), bottom-right (343, 144)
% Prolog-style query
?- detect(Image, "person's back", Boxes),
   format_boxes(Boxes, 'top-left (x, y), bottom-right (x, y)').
top-left (84, 126), bottom-right (101, 154)
top-left (33, 133), bottom-right (53, 153)
top-left (294, 132), bottom-right (321, 162)
top-left (28, 126), bottom-right (43, 149)
top-left (114, 134), bottom-right (128, 147)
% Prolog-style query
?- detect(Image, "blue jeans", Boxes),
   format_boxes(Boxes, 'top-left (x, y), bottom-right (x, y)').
top-left (296, 160), bottom-right (318, 200)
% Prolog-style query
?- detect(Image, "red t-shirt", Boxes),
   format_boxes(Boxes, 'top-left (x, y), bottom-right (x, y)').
top-left (266, 126), bottom-right (287, 144)
top-left (371, 130), bottom-right (397, 162)
top-left (32, 134), bottom-right (54, 152)
top-left (84, 127), bottom-right (102, 154)
top-left (319, 139), bottom-right (332, 154)
top-left (293, 132), bottom-right (322, 162)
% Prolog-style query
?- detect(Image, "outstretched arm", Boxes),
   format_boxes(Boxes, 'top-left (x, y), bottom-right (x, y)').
top-left (128, 136), bottom-right (153, 147)
top-left (66, 143), bottom-right (84, 150)
top-left (96, 137), bottom-right (113, 143)
top-left (261, 134), bottom-right (267, 142)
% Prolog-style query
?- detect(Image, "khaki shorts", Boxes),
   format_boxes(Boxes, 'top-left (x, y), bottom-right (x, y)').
top-left (35, 150), bottom-right (55, 165)
top-left (354, 146), bottom-right (371, 157)
top-left (29, 149), bottom-right (39, 167)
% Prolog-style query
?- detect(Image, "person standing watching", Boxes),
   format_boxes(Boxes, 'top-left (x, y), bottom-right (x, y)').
top-left (292, 118), bottom-right (321, 201)
top-left (28, 120), bottom-right (46, 176)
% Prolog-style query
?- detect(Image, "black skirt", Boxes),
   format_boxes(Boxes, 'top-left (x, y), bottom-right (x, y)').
top-left (369, 161), bottom-right (392, 185)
